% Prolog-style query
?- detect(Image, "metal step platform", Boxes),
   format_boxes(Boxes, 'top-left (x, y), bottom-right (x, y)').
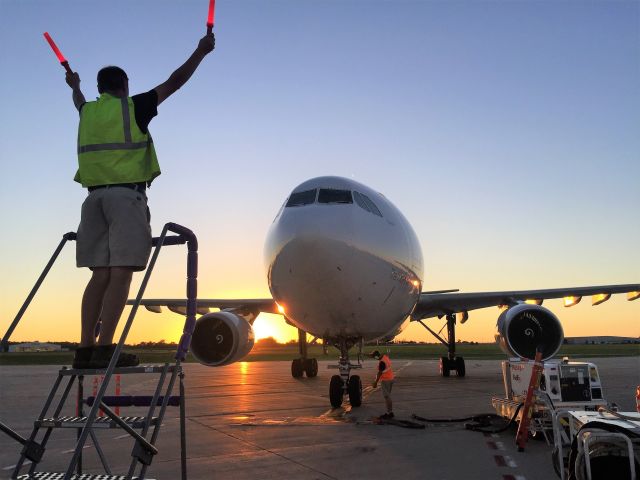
top-left (17, 473), bottom-right (152, 479)
top-left (60, 365), bottom-right (179, 376)
top-left (36, 416), bottom-right (158, 429)
top-left (1, 223), bottom-right (199, 480)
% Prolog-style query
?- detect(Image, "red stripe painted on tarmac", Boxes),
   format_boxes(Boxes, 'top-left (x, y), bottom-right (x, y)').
top-left (494, 455), bottom-right (507, 467)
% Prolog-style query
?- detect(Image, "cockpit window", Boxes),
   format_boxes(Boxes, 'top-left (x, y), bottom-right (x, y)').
top-left (286, 189), bottom-right (317, 207)
top-left (353, 191), bottom-right (370, 213)
top-left (318, 189), bottom-right (353, 204)
top-left (361, 194), bottom-right (382, 216)
top-left (354, 191), bottom-right (382, 217)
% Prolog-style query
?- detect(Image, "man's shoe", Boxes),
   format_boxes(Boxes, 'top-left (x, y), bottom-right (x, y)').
top-left (90, 344), bottom-right (140, 368)
top-left (72, 346), bottom-right (94, 369)
top-left (380, 412), bottom-right (394, 420)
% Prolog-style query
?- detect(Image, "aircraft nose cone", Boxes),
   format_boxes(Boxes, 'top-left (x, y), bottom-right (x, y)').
top-left (268, 235), bottom-right (356, 329)
top-left (264, 203), bottom-right (364, 336)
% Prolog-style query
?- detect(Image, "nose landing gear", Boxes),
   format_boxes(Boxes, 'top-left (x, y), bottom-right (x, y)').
top-left (328, 338), bottom-right (363, 408)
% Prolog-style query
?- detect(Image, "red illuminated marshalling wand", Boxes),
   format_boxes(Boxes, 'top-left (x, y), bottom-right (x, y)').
top-left (206, 0), bottom-right (216, 34)
top-left (43, 32), bottom-right (72, 74)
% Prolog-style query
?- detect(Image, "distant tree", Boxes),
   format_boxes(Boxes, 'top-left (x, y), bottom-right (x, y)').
top-left (256, 336), bottom-right (280, 347)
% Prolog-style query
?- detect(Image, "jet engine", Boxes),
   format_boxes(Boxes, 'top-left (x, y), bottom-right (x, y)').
top-left (495, 304), bottom-right (564, 361)
top-left (190, 311), bottom-right (255, 366)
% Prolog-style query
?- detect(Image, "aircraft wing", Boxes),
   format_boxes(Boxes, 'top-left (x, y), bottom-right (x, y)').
top-left (128, 284), bottom-right (639, 320)
top-left (126, 298), bottom-right (278, 316)
top-left (411, 284), bottom-right (640, 320)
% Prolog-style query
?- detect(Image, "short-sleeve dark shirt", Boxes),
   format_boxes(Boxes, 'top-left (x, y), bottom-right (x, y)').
top-left (131, 90), bottom-right (158, 134)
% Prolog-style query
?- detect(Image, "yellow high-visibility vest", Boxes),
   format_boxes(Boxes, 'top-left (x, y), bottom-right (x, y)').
top-left (75, 93), bottom-right (160, 187)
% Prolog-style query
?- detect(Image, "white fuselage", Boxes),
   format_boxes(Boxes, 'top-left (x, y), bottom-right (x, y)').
top-left (264, 177), bottom-right (424, 341)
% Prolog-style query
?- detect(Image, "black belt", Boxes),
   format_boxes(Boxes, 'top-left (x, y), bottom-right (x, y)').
top-left (88, 182), bottom-right (147, 193)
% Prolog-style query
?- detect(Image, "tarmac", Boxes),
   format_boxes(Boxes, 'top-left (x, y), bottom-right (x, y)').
top-left (1, 357), bottom-right (638, 479)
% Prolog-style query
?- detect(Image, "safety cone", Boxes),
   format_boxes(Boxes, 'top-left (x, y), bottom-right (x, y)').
top-left (636, 385), bottom-right (640, 413)
top-left (115, 374), bottom-right (121, 416)
top-left (93, 375), bottom-right (105, 417)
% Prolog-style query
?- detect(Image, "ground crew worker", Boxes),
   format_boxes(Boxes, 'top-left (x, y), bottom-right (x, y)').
top-left (67, 33), bottom-right (215, 369)
top-left (370, 350), bottom-right (395, 419)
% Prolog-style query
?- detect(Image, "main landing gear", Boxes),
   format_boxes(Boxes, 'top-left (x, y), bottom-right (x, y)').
top-left (291, 328), bottom-right (318, 378)
top-left (328, 338), bottom-right (363, 408)
top-left (418, 313), bottom-right (466, 377)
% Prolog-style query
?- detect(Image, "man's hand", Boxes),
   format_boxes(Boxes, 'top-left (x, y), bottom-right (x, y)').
top-left (372, 381), bottom-right (378, 388)
top-left (66, 71), bottom-right (86, 111)
top-left (155, 33), bottom-right (216, 106)
top-left (197, 33), bottom-right (215, 55)
top-left (66, 71), bottom-right (81, 90)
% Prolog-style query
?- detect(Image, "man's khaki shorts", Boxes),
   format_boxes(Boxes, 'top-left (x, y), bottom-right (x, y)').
top-left (381, 380), bottom-right (394, 398)
top-left (76, 186), bottom-right (151, 271)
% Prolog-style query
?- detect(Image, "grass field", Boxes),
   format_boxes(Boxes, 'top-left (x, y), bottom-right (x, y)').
top-left (1, 343), bottom-right (638, 366)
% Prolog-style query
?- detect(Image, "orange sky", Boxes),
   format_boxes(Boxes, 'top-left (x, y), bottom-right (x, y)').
top-left (0, 230), bottom-right (638, 345)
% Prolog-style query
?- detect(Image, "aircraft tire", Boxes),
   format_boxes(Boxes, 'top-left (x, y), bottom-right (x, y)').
top-left (455, 357), bottom-right (466, 377)
top-left (348, 375), bottom-right (362, 407)
top-left (329, 375), bottom-right (344, 408)
top-left (439, 357), bottom-right (450, 377)
top-left (304, 358), bottom-right (318, 377)
top-left (291, 358), bottom-right (304, 378)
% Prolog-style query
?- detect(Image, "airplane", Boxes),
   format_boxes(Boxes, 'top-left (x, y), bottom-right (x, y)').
top-left (132, 176), bottom-right (640, 408)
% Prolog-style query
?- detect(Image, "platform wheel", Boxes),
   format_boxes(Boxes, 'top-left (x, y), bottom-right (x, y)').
top-left (329, 375), bottom-right (344, 408)
top-left (348, 375), bottom-right (362, 407)
top-left (304, 358), bottom-right (318, 378)
top-left (455, 356), bottom-right (466, 377)
top-left (291, 358), bottom-right (304, 378)
top-left (439, 356), bottom-right (450, 377)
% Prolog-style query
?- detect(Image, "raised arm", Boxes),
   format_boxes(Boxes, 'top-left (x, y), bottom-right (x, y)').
top-left (154, 33), bottom-right (215, 106)
top-left (65, 72), bottom-right (86, 112)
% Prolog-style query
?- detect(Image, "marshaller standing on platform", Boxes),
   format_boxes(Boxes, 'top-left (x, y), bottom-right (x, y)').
top-left (67, 33), bottom-right (215, 369)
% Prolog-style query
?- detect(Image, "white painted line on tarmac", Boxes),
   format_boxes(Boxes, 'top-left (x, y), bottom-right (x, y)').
top-left (62, 445), bottom-right (93, 454)
top-left (113, 434), bottom-right (129, 439)
top-left (3, 461), bottom-right (31, 471)
top-left (503, 456), bottom-right (517, 467)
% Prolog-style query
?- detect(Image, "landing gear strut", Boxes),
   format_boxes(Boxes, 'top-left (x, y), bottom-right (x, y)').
top-left (418, 313), bottom-right (465, 377)
top-left (328, 338), bottom-right (362, 408)
top-left (291, 328), bottom-right (318, 378)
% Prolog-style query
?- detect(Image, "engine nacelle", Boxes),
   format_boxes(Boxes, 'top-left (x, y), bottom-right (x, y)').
top-left (495, 304), bottom-right (564, 361)
top-left (190, 311), bottom-right (255, 366)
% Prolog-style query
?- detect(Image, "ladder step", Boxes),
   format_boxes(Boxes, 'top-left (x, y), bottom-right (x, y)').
top-left (86, 395), bottom-right (181, 407)
top-left (60, 364), bottom-right (179, 376)
top-left (18, 474), bottom-right (153, 479)
top-left (36, 416), bottom-right (158, 429)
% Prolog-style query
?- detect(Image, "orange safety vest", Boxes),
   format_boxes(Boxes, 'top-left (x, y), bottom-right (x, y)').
top-left (379, 354), bottom-right (394, 381)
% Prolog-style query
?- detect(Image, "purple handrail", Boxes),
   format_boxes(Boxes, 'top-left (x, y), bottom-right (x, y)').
top-left (163, 222), bottom-right (199, 361)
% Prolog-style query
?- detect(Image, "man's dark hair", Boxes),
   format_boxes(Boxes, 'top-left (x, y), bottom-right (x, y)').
top-left (97, 66), bottom-right (128, 93)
